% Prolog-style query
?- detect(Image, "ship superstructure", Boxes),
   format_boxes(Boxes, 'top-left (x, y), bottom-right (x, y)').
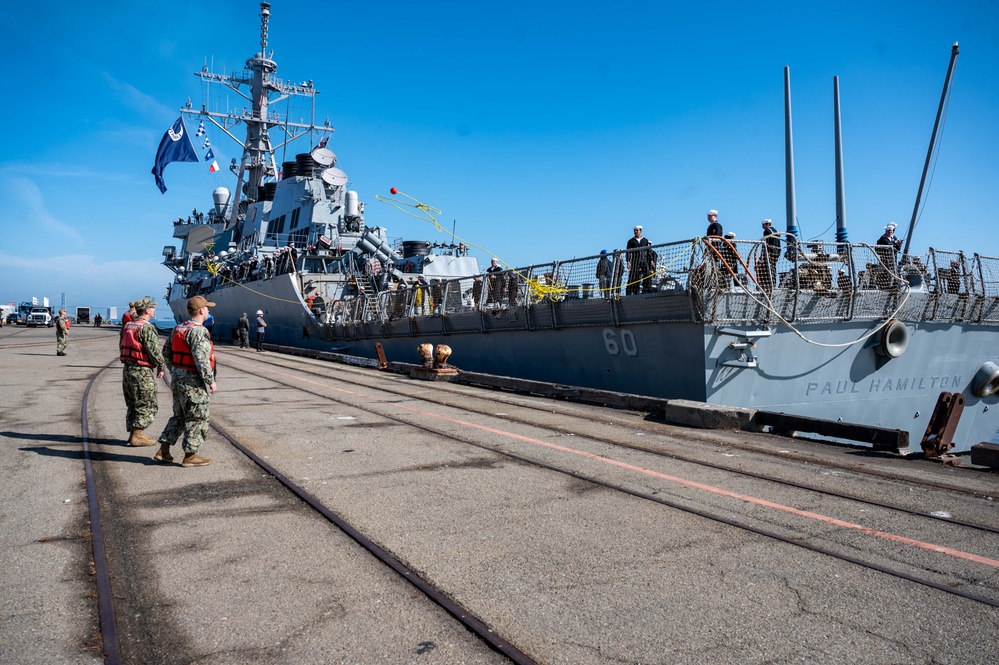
top-left (163, 3), bottom-right (478, 336)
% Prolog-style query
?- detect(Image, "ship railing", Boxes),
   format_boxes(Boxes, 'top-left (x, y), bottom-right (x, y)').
top-left (328, 240), bottom-right (703, 336)
top-left (227, 70), bottom-right (255, 86)
top-left (263, 231), bottom-right (308, 248)
top-left (323, 242), bottom-right (999, 337)
top-left (953, 251), bottom-right (999, 322)
top-left (703, 240), bottom-right (998, 325)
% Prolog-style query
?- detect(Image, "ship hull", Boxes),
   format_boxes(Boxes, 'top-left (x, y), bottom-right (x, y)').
top-left (169, 275), bottom-right (999, 454)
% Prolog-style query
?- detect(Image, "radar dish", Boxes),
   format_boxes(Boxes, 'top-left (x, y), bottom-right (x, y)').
top-left (186, 225), bottom-right (216, 251)
top-left (311, 147), bottom-right (336, 166)
top-left (321, 167), bottom-right (348, 187)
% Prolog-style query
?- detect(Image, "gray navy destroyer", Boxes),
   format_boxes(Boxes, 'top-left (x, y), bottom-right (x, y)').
top-left (160, 4), bottom-right (999, 455)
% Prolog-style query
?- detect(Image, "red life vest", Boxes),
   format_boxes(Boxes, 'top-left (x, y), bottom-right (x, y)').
top-left (119, 320), bottom-right (154, 367)
top-left (170, 321), bottom-right (216, 373)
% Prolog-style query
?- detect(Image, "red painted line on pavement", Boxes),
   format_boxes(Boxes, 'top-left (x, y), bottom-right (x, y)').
top-left (227, 356), bottom-right (999, 570)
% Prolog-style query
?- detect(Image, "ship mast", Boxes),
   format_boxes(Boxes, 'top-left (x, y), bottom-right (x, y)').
top-left (783, 66), bottom-right (799, 245)
top-left (903, 42), bottom-right (960, 258)
top-left (180, 2), bottom-right (328, 230)
top-left (832, 76), bottom-right (848, 244)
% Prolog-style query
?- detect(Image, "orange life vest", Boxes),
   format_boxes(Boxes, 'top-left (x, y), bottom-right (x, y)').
top-left (119, 320), bottom-right (153, 367)
top-left (170, 321), bottom-right (216, 373)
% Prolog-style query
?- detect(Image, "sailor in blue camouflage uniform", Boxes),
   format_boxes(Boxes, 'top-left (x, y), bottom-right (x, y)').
top-left (119, 296), bottom-right (166, 446)
top-left (155, 296), bottom-right (218, 467)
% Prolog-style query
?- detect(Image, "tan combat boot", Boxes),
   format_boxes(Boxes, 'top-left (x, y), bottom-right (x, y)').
top-left (128, 429), bottom-right (158, 447)
top-left (153, 443), bottom-right (174, 463)
top-left (182, 453), bottom-right (212, 467)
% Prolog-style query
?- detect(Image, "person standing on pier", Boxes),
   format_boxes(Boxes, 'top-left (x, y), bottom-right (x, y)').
top-left (156, 296), bottom-right (217, 468)
top-left (121, 301), bottom-right (137, 327)
top-left (255, 309), bottom-right (267, 352)
top-left (119, 297), bottom-right (166, 447)
top-left (55, 309), bottom-right (70, 356)
top-left (237, 312), bottom-right (250, 348)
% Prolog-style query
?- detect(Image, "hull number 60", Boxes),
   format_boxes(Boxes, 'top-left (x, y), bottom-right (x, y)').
top-left (602, 328), bottom-right (638, 356)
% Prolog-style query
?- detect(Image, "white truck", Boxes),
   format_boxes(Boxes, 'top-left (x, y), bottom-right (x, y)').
top-left (27, 307), bottom-right (54, 327)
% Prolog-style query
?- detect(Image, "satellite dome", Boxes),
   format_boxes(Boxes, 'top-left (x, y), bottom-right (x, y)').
top-left (213, 187), bottom-right (231, 215)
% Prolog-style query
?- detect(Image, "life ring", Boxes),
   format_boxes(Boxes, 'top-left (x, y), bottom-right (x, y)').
top-left (876, 319), bottom-right (909, 358)
top-left (973, 361), bottom-right (999, 398)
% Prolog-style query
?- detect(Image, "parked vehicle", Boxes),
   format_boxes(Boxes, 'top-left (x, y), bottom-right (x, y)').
top-left (27, 307), bottom-right (53, 327)
top-left (14, 302), bottom-right (32, 325)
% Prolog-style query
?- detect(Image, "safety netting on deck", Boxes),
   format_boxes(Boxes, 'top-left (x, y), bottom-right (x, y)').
top-left (325, 240), bottom-right (999, 339)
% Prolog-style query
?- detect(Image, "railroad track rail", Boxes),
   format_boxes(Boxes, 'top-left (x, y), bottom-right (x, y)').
top-left (81, 363), bottom-right (123, 665)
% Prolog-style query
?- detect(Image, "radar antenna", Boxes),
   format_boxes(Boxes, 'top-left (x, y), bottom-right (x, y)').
top-left (260, 3), bottom-right (270, 56)
top-left (179, 1), bottom-right (330, 231)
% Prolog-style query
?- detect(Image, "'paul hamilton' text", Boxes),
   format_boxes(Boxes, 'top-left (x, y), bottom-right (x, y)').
top-left (805, 375), bottom-right (962, 396)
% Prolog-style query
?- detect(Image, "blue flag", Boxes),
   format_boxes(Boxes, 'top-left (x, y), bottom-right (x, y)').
top-left (151, 117), bottom-right (198, 194)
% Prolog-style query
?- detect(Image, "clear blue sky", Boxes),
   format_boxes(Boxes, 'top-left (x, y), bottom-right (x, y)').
top-left (2, 0), bottom-right (997, 312)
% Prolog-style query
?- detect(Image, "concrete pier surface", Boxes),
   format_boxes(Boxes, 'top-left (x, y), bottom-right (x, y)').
top-left (2, 324), bottom-right (997, 664)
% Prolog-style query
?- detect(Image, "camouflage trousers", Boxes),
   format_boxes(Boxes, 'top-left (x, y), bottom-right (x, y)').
top-left (122, 363), bottom-right (159, 431)
top-left (158, 368), bottom-right (211, 454)
top-left (56, 333), bottom-right (68, 354)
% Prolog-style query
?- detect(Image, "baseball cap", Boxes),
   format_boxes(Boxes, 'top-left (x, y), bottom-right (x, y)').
top-left (186, 295), bottom-right (216, 314)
